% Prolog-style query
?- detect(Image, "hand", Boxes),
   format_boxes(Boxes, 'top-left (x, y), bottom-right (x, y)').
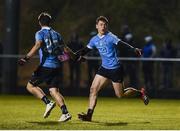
top-left (58, 52), bottom-right (70, 62)
top-left (18, 56), bottom-right (29, 66)
top-left (134, 48), bottom-right (142, 57)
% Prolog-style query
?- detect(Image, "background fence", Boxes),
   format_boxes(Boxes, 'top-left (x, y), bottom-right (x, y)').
top-left (0, 55), bottom-right (179, 98)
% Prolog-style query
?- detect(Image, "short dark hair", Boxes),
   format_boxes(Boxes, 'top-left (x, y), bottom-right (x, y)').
top-left (96, 16), bottom-right (109, 24)
top-left (38, 12), bottom-right (52, 26)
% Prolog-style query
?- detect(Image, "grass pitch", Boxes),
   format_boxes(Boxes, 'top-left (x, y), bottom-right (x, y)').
top-left (0, 95), bottom-right (180, 130)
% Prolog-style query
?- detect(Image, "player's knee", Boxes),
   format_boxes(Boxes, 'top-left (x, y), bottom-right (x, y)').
top-left (49, 88), bottom-right (58, 95)
top-left (26, 82), bottom-right (34, 91)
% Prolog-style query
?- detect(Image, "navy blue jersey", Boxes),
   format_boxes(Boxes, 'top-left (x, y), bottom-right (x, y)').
top-left (35, 27), bottom-right (63, 68)
top-left (142, 42), bottom-right (156, 58)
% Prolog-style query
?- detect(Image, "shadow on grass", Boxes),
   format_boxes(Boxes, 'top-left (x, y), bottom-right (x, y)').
top-left (27, 121), bottom-right (60, 126)
top-left (27, 120), bottom-right (150, 127)
top-left (27, 120), bottom-right (128, 127)
top-left (92, 121), bottom-right (128, 126)
top-left (80, 120), bottom-right (151, 127)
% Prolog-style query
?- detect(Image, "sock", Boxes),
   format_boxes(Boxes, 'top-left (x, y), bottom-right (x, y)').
top-left (41, 96), bottom-right (51, 105)
top-left (87, 108), bottom-right (94, 117)
top-left (61, 105), bottom-right (68, 114)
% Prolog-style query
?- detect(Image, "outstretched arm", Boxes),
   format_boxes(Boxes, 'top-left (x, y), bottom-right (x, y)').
top-left (76, 46), bottom-right (92, 56)
top-left (18, 41), bottom-right (42, 66)
top-left (73, 46), bottom-right (92, 62)
top-left (118, 40), bottom-right (142, 57)
top-left (26, 41), bottom-right (42, 58)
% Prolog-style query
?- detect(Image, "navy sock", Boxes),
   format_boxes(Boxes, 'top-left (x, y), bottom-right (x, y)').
top-left (41, 96), bottom-right (51, 105)
top-left (61, 105), bottom-right (68, 114)
top-left (87, 108), bottom-right (94, 117)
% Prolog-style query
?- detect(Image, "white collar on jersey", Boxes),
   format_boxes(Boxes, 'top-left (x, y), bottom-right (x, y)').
top-left (97, 34), bottom-right (105, 39)
top-left (41, 26), bottom-right (51, 30)
top-left (97, 31), bottom-right (109, 39)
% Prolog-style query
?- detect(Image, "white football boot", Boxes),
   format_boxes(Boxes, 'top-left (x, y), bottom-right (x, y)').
top-left (58, 113), bottom-right (72, 122)
top-left (43, 101), bottom-right (56, 118)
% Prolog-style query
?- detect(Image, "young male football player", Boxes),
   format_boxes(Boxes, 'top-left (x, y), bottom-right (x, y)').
top-left (77, 16), bottom-right (149, 121)
top-left (18, 12), bottom-right (72, 122)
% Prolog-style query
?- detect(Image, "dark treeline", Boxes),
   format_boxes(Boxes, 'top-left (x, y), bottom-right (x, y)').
top-left (1, 0), bottom-right (180, 53)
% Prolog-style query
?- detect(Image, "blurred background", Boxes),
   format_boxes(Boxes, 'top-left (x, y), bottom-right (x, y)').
top-left (0, 0), bottom-right (180, 98)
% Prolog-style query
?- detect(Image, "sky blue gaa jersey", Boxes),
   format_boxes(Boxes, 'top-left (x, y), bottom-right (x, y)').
top-left (87, 32), bottom-right (121, 69)
top-left (35, 27), bottom-right (62, 68)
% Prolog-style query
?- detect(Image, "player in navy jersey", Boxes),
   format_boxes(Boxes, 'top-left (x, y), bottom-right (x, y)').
top-left (77, 16), bottom-right (149, 121)
top-left (18, 12), bottom-right (71, 122)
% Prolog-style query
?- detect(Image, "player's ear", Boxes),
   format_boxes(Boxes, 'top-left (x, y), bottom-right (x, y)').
top-left (96, 24), bottom-right (98, 29)
top-left (39, 21), bottom-right (42, 27)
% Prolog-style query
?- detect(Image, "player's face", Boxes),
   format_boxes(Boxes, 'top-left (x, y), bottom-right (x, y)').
top-left (96, 20), bottom-right (108, 35)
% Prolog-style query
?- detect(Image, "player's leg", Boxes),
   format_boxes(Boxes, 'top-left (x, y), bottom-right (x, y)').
top-left (46, 68), bottom-right (71, 122)
top-left (26, 82), bottom-right (45, 99)
top-left (109, 66), bottom-right (137, 97)
top-left (112, 82), bottom-right (139, 97)
top-left (110, 65), bottom-right (149, 105)
top-left (27, 82), bottom-right (52, 107)
top-left (78, 74), bottom-right (108, 121)
top-left (89, 74), bottom-right (108, 109)
top-left (112, 82), bottom-right (149, 105)
top-left (28, 66), bottom-right (56, 118)
top-left (26, 82), bottom-right (55, 118)
top-left (49, 87), bottom-right (71, 122)
top-left (27, 66), bottom-right (45, 99)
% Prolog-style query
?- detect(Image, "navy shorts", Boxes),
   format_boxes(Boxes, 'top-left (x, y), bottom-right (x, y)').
top-left (97, 66), bottom-right (124, 83)
top-left (29, 66), bottom-right (60, 87)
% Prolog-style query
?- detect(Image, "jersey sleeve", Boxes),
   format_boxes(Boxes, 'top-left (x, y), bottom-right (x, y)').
top-left (112, 35), bottom-right (121, 45)
top-left (35, 31), bottom-right (43, 42)
top-left (87, 38), bottom-right (96, 49)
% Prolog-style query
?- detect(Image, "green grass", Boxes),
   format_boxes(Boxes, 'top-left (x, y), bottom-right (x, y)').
top-left (0, 95), bottom-right (180, 130)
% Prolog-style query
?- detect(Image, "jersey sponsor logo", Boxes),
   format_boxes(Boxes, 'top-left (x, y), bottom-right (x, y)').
top-left (96, 40), bottom-right (108, 54)
top-left (97, 47), bottom-right (107, 54)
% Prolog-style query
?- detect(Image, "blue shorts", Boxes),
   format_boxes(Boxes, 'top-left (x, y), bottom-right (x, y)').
top-left (29, 66), bottom-right (60, 87)
top-left (97, 66), bottom-right (124, 83)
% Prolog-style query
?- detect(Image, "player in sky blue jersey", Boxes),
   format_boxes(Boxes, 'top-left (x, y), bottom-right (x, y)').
top-left (77, 16), bottom-right (149, 121)
top-left (18, 12), bottom-right (71, 122)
